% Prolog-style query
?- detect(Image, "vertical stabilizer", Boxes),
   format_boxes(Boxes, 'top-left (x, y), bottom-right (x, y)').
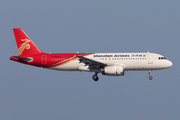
top-left (13, 28), bottom-right (42, 55)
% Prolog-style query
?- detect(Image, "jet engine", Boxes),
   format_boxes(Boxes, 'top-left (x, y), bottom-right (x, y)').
top-left (101, 65), bottom-right (125, 76)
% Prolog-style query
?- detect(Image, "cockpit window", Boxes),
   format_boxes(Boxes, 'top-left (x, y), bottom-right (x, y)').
top-left (158, 57), bottom-right (166, 60)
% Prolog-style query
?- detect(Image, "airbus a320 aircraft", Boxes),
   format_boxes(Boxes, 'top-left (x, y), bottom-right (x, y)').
top-left (10, 28), bottom-right (173, 81)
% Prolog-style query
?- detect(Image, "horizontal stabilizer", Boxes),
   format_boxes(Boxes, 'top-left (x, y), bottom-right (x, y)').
top-left (12, 56), bottom-right (33, 62)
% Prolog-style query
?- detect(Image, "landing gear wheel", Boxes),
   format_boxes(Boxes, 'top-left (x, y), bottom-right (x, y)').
top-left (149, 76), bottom-right (153, 80)
top-left (92, 75), bottom-right (99, 81)
top-left (148, 71), bottom-right (153, 80)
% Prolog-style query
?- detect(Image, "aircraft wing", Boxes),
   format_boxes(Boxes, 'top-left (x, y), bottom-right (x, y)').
top-left (77, 55), bottom-right (107, 69)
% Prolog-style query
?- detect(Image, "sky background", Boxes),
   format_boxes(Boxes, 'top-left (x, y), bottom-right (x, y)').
top-left (0, 0), bottom-right (180, 120)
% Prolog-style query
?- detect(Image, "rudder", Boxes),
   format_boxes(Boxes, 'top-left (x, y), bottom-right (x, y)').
top-left (13, 28), bottom-right (42, 55)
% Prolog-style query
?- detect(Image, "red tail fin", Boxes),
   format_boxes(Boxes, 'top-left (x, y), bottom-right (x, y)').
top-left (13, 28), bottom-right (42, 55)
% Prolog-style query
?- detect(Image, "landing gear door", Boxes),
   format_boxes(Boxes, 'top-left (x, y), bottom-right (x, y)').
top-left (148, 54), bottom-right (153, 64)
top-left (41, 55), bottom-right (47, 64)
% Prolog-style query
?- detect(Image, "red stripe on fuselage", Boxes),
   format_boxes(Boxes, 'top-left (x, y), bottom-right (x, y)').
top-left (47, 53), bottom-right (93, 67)
top-left (11, 53), bottom-right (93, 68)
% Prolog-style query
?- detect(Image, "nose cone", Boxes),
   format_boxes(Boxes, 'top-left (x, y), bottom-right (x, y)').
top-left (167, 60), bottom-right (173, 68)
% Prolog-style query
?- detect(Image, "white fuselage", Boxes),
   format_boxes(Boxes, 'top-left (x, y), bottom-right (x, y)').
top-left (49, 52), bottom-right (173, 72)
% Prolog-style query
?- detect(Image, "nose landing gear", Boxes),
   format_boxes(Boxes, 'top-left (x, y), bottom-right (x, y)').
top-left (148, 70), bottom-right (153, 80)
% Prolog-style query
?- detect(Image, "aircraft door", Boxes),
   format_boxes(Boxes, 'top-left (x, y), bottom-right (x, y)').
top-left (41, 55), bottom-right (47, 64)
top-left (148, 54), bottom-right (153, 64)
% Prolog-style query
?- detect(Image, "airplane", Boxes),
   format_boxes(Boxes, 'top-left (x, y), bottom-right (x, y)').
top-left (10, 28), bottom-right (173, 81)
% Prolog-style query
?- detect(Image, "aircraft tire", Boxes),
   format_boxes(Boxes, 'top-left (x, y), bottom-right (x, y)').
top-left (149, 76), bottom-right (153, 80)
top-left (92, 75), bottom-right (99, 81)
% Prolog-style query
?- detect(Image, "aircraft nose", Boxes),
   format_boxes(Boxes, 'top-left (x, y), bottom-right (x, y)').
top-left (168, 60), bottom-right (173, 68)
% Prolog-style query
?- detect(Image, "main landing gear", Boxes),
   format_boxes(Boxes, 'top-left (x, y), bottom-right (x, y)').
top-left (92, 72), bottom-right (99, 81)
top-left (148, 70), bottom-right (153, 80)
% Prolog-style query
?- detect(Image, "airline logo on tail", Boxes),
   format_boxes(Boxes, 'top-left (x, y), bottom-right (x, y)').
top-left (18, 39), bottom-right (31, 55)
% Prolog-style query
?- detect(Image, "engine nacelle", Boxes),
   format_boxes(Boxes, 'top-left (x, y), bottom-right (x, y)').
top-left (101, 65), bottom-right (125, 76)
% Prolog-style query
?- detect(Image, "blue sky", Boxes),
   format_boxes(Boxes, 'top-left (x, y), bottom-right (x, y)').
top-left (1, 0), bottom-right (180, 120)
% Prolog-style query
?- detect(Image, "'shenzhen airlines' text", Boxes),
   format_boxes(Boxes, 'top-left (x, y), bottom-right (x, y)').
top-left (94, 55), bottom-right (130, 57)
